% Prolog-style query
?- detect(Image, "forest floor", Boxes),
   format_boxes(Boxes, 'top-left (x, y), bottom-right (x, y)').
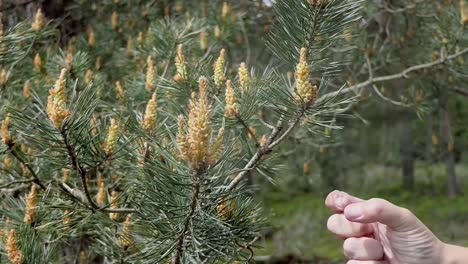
top-left (254, 163), bottom-right (468, 263)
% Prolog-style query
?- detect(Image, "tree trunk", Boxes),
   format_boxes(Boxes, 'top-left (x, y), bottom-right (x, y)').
top-left (401, 113), bottom-right (414, 190)
top-left (440, 104), bottom-right (458, 198)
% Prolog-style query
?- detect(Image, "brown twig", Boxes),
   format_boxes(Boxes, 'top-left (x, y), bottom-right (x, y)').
top-left (173, 178), bottom-right (201, 264)
top-left (318, 47), bottom-right (468, 102)
top-left (236, 115), bottom-right (259, 146)
top-left (60, 129), bottom-right (99, 210)
top-left (0, 178), bottom-right (35, 189)
top-left (225, 115), bottom-right (289, 192)
top-left (8, 146), bottom-right (46, 190)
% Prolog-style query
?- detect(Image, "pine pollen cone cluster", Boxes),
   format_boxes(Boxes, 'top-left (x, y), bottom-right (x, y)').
top-left (461, 0), bottom-right (468, 25)
top-left (24, 184), bottom-right (39, 225)
top-left (47, 69), bottom-right (70, 128)
top-left (1, 113), bottom-right (12, 145)
top-left (295, 48), bottom-right (318, 105)
top-left (6, 230), bottom-right (23, 264)
top-left (31, 8), bottom-right (45, 32)
top-left (225, 80), bottom-right (239, 118)
top-left (213, 49), bottom-right (227, 86)
top-left (174, 44), bottom-right (188, 83)
top-left (142, 92), bottom-right (158, 133)
top-left (177, 77), bottom-right (224, 171)
top-left (103, 118), bottom-right (119, 156)
top-left (146, 56), bottom-right (156, 92)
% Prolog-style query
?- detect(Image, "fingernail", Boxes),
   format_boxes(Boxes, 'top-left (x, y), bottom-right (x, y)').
top-left (335, 196), bottom-right (347, 209)
top-left (346, 205), bottom-right (363, 220)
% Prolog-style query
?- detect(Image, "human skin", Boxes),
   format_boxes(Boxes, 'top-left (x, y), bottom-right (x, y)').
top-left (325, 190), bottom-right (468, 264)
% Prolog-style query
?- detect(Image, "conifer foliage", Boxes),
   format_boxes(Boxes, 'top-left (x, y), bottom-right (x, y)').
top-left (2, 0), bottom-right (466, 263)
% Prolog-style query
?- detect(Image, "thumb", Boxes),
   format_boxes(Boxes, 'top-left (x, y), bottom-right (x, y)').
top-left (343, 198), bottom-right (418, 232)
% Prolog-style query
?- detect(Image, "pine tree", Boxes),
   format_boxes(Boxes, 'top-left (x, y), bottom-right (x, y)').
top-left (0, 0), bottom-right (467, 263)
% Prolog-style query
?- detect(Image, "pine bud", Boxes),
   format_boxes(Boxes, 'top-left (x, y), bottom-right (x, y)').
top-left (127, 37), bottom-right (134, 57)
top-left (1, 113), bottom-right (12, 145)
top-left (174, 44), bottom-right (187, 82)
top-left (209, 127), bottom-right (224, 164)
top-left (34, 53), bottom-right (43, 72)
top-left (64, 54), bottom-right (73, 72)
top-left (225, 80), bottom-right (239, 118)
top-left (146, 56), bottom-right (156, 92)
top-left (84, 69), bottom-right (94, 85)
top-left (238, 62), bottom-right (250, 92)
top-left (23, 81), bottom-right (32, 99)
top-left (63, 210), bottom-right (71, 228)
top-left (303, 162), bottom-right (310, 174)
top-left (6, 230), bottom-right (23, 264)
top-left (47, 69), bottom-right (70, 128)
top-left (96, 181), bottom-right (107, 207)
top-left (260, 134), bottom-right (268, 146)
top-left (213, 49), bottom-right (226, 86)
top-left (88, 28), bottom-right (96, 48)
top-left (119, 214), bottom-right (134, 249)
top-left (91, 115), bottom-right (99, 137)
top-left (95, 56), bottom-right (103, 71)
top-left (109, 191), bottom-right (119, 220)
top-left (111, 11), bottom-right (119, 30)
top-left (24, 184), bottom-right (39, 224)
top-left (200, 31), bottom-right (208, 51)
top-left (308, 0), bottom-right (327, 7)
top-left (61, 168), bottom-right (70, 183)
top-left (221, 2), bottom-right (231, 22)
top-left (247, 126), bottom-right (257, 141)
top-left (103, 118), bottom-right (119, 156)
top-left (0, 68), bottom-right (8, 87)
top-left (0, 18), bottom-right (3, 37)
top-left (142, 93), bottom-right (158, 133)
top-left (115, 81), bottom-right (126, 102)
top-left (177, 115), bottom-right (189, 160)
top-left (4, 156), bottom-right (13, 170)
top-left (295, 48), bottom-right (318, 105)
top-left (216, 197), bottom-right (234, 221)
top-left (214, 25), bottom-right (222, 40)
top-left (343, 27), bottom-right (353, 43)
top-left (456, 46), bottom-right (465, 65)
top-left (137, 32), bottom-right (145, 46)
top-left (67, 37), bottom-right (76, 55)
top-left (461, 0), bottom-right (468, 25)
top-left (32, 8), bottom-right (46, 32)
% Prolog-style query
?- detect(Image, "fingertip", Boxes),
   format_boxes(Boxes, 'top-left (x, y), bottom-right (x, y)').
top-left (325, 190), bottom-right (352, 212)
top-left (325, 190), bottom-right (341, 208)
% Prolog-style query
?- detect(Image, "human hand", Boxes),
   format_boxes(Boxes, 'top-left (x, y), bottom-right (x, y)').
top-left (325, 190), bottom-right (444, 264)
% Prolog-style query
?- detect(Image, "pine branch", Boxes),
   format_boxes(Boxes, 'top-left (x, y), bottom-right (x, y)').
top-left (8, 145), bottom-right (46, 190)
top-left (173, 179), bottom-right (201, 264)
top-left (319, 47), bottom-right (468, 102)
top-left (236, 116), bottom-right (259, 146)
top-left (0, 178), bottom-right (35, 189)
top-left (60, 128), bottom-right (99, 210)
top-left (226, 115), bottom-right (292, 192)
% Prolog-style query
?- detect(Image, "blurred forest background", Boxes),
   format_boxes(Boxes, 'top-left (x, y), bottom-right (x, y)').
top-left (1, 0), bottom-right (468, 263)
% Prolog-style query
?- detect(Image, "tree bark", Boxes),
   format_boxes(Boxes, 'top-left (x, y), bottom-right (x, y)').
top-left (440, 103), bottom-right (459, 198)
top-left (401, 113), bottom-right (415, 190)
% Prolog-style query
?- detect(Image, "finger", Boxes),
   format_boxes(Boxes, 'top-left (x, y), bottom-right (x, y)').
top-left (327, 214), bottom-right (372, 238)
top-left (347, 261), bottom-right (388, 264)
top-left (343, 237), bottom-right (384, 260)
top-left (325, 190), bottom-right (364, 213)
top-left (344, 198), bottom-right (417, 231)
